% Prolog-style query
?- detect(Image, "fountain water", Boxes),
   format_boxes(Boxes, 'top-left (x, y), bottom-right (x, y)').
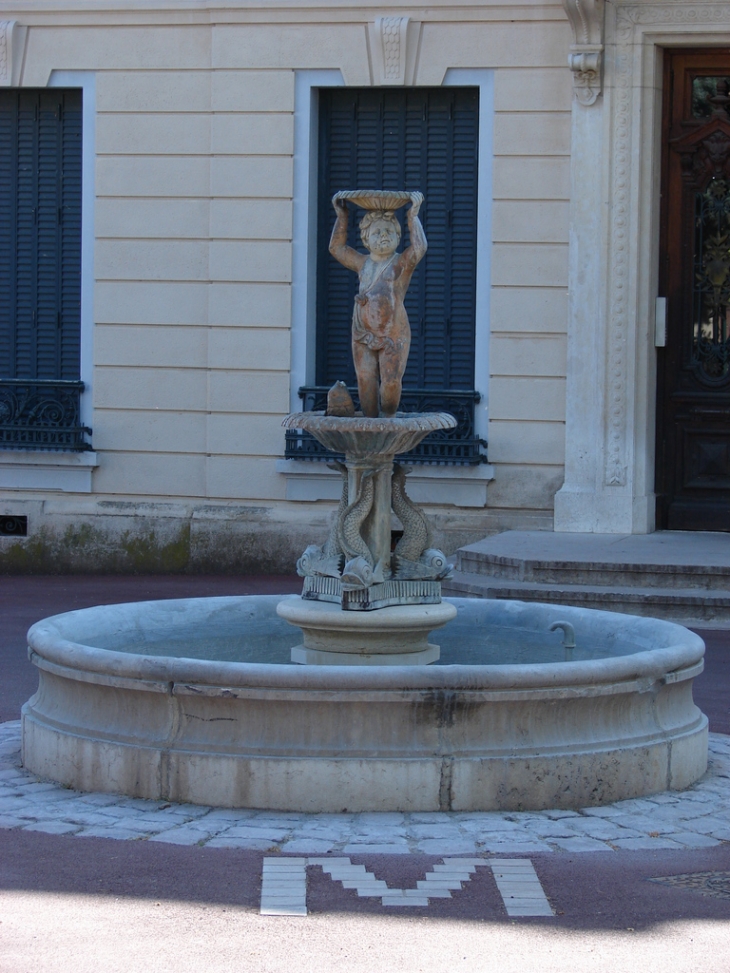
top-left (20, 190), bottom-right (709, 812)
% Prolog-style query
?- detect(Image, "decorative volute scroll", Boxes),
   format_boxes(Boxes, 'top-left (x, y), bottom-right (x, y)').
top-left (562, 0), bottom-right (604, 106)
top-left (0, 21), bottom-right (26, 87)
top-left (368, 16), bottom-right (421, 86)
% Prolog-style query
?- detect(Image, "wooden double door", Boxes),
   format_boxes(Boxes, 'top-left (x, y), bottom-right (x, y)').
top-left (657, 51), bottom-right (730, 530)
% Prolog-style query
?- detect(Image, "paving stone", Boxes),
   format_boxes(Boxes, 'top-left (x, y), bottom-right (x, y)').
top-left (280, 839), bottom-right (338, 854)
top-left (675, 815), bottom-right (730, 834)
top-left (408, 825), bottom-right (463, 839)
top-left (458, 817), bottom-right (522, 833)
top-left (524, 823), bottom-right (580, 839)
top-left (23, 821), bottom-right (81, 836)
top-left (610, 837), bottom-right (682, 850)
top-left (76, 826), bottom-right (146, 840)
top-left (665, 831), bottom-right (723, 848)
top-left (579, 805), bottom-right (623, 818)
top-left (415, 839), bottom-right (478, 855)
top-left (147, 829), bottom-right (209, 845)
top-left (203, 836), bottom-right (254, 849)
top-left (218, 826), bottom-right (290, 841)
top-left (57, 812), bottom-right (121, 828)
top-left (608, 814), bottom-right (684, 833)
top-left (546, 836), bottom-right (614, 852)
top-left (479, 840), bottom-right (554, 854)
top-left (342, 844), bottom-right (411, 855)
top-left (0, 815), bottom-right (26, 828)
top-left (561, 818), bottom-right (643, 840)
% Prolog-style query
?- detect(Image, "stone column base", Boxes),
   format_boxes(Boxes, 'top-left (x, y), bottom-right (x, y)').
top-left (277, 597), bottom-right (456, 665)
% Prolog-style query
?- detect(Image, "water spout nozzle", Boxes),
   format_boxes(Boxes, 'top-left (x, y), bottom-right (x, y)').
top-left (549, 621), bottom-right (576, 662)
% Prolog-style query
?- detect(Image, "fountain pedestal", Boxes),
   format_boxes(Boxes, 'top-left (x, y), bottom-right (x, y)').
top-left (281, 411), bottom-right (458, 663)
top-left (283, 412), bottom-right (457, 612)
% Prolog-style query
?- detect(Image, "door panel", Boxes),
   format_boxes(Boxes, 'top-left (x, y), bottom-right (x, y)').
top-left (656, 51), bottom-right (730, 530)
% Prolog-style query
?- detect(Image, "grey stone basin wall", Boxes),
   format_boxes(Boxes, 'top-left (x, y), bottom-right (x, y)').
top-left (21, 597), bottom-right (708, 812)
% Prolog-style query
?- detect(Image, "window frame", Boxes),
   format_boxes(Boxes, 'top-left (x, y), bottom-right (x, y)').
top-left (289, 69), bottom-right (493, 447)
top-left (0, 72), bottom-right (97, 490)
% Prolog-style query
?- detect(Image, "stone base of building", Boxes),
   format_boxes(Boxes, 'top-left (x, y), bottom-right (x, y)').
top-left (0, 496), bottom-right (554, 574)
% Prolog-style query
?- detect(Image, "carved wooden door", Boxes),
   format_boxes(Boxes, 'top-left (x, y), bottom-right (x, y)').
top-left (657, 52), bottom-right (730, 530)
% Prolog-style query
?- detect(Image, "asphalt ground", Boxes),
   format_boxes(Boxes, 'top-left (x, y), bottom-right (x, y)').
top-left (1, 574), bottom-right (729, 972)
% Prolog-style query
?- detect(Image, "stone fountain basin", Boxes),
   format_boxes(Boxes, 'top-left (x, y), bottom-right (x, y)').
top-left (21, 596), bottom-right (708, 812)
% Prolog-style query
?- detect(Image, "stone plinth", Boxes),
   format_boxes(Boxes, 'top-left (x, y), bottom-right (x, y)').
top-left (276, 597), bottom-right (456, 665)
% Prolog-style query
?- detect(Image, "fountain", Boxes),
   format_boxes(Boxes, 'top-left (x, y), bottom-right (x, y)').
top-left (20, 190), bottom-right (708, 812)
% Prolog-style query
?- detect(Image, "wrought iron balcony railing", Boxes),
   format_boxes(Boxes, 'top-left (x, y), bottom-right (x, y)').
top-left (0, 379), bottom-right (92, 451)
top-left (285, 387), bottom-right (487, 465)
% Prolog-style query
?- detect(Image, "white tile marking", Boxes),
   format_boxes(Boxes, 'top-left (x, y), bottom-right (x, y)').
top-left (259, 856), bottom-right (554, 917)
top-left (490, 859), bottom-right (554, 917)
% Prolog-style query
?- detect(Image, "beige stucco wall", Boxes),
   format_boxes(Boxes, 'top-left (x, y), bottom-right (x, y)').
top-left (0, 1), bottom-right (571, 571)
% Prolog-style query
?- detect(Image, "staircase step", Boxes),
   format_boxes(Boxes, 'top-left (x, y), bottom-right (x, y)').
top-left (443, 571), bottom-right (730, 626)
top-left (455, 530), bottom-right (730, 590)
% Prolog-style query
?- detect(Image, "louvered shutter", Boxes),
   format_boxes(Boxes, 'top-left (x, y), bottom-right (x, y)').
top-left (0, 89), bottom-right (82, 381)
top-left (316, 88), bottom-right (478, 392)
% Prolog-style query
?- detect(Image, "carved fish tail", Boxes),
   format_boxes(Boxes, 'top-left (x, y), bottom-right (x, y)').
top-left (339, 471), bottom-right (375, 563)
top-left (322, 461), bottom-right (348, 557)
top-left (391, 463), bottom-right (432, 560)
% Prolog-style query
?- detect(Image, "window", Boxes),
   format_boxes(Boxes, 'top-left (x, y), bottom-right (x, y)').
top-left (0, 88), bottom-right (90, 451)
top-left (286, 86), bottom-right (486, 466)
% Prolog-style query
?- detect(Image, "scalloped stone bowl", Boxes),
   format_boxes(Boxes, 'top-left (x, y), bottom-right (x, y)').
top-left (21, 596), bottom-right (708, 813)
top-left (282, 412), bottom-right (456, 458)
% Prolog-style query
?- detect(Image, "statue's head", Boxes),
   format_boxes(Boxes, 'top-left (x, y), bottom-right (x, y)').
top-left (359, 210), bottom-right (401, 256)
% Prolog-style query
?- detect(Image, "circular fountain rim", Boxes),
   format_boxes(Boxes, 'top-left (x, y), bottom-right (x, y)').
top-left (27, 594), bottom-right (705, 693)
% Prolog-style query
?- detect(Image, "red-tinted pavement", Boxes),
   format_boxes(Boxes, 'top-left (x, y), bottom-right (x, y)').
top-left (0, 574), bottom-right (301, 722)
top-left (1, 575), bottom-right (729, 972)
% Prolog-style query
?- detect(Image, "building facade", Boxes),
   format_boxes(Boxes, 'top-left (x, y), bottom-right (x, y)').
top-left (0, 0), bottom-right (729, 572)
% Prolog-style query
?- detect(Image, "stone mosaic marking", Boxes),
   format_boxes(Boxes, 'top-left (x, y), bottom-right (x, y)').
top-left (260, 857), bottom-right (553, 917)
top-left (1, 722), bottom-right (729, 854)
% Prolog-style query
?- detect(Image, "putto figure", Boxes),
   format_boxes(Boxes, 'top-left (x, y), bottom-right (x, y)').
top-left (329, 191), bottom-right (427, 418)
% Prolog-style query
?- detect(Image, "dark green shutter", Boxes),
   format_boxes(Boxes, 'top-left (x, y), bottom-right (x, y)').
top-left (0, 89), bottom-right (82, 381)
top-left (316, 87), bottom-right (479, 392)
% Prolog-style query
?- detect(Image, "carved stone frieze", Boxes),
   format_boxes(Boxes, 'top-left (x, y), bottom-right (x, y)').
top-left (562, 0), bottom-right (604, 106)
top-left (368, 16), bottom-right (421, 86)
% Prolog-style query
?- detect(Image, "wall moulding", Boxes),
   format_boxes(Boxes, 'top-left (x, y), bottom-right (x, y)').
top-left (558, 1), bottom-right (730, 534)
top-left (563, 0), bottom-right (604, 106)
top-left (0, 21), bottom-right (26, 86)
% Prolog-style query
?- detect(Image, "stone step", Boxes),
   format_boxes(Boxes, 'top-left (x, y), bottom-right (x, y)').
top-left (455, 530), bottom-right (730, 591)
top-left (442, 571), bottom-right (730, 626)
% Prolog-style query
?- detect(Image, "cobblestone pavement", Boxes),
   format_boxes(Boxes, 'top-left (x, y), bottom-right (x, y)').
top-left (2, 720), bottom-right (729, 855)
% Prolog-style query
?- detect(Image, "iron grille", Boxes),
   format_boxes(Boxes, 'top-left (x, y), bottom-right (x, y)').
top-left (0, 379), bottom-right (92, 451)
top-left (285, 387), bottom-right (487, 465)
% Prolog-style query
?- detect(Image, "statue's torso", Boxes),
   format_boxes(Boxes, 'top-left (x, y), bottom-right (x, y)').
top-left (354, 255), bottom-right (411, 346)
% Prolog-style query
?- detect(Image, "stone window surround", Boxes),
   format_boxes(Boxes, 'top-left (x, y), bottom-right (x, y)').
top-left (0, 68), bottom-right (97, 493)
top-left (281, 66), bottom-right (495, 507)
top-left (554, 0), bottom-right (730, 534)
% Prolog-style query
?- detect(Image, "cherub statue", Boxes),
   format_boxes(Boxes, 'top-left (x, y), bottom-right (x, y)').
top-left (329, 191), bottom-right (427, 418)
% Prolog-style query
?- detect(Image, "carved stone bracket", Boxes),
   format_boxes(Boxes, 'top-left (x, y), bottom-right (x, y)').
top-left (562, 0), bottom-right (604, 106)
top-left (0, 21), bottom-right (26, 87)
top-left (368, 16), bottom-right (421, 86)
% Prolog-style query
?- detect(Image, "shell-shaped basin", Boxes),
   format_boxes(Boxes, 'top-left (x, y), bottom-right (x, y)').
top-left (282, 411), bottom-right (457, 458)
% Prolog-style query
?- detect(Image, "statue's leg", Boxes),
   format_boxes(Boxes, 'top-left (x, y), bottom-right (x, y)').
top-left (352, 342), bottom-right (380, 418)
top-left (378, 344), bottom-right (408, 418)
